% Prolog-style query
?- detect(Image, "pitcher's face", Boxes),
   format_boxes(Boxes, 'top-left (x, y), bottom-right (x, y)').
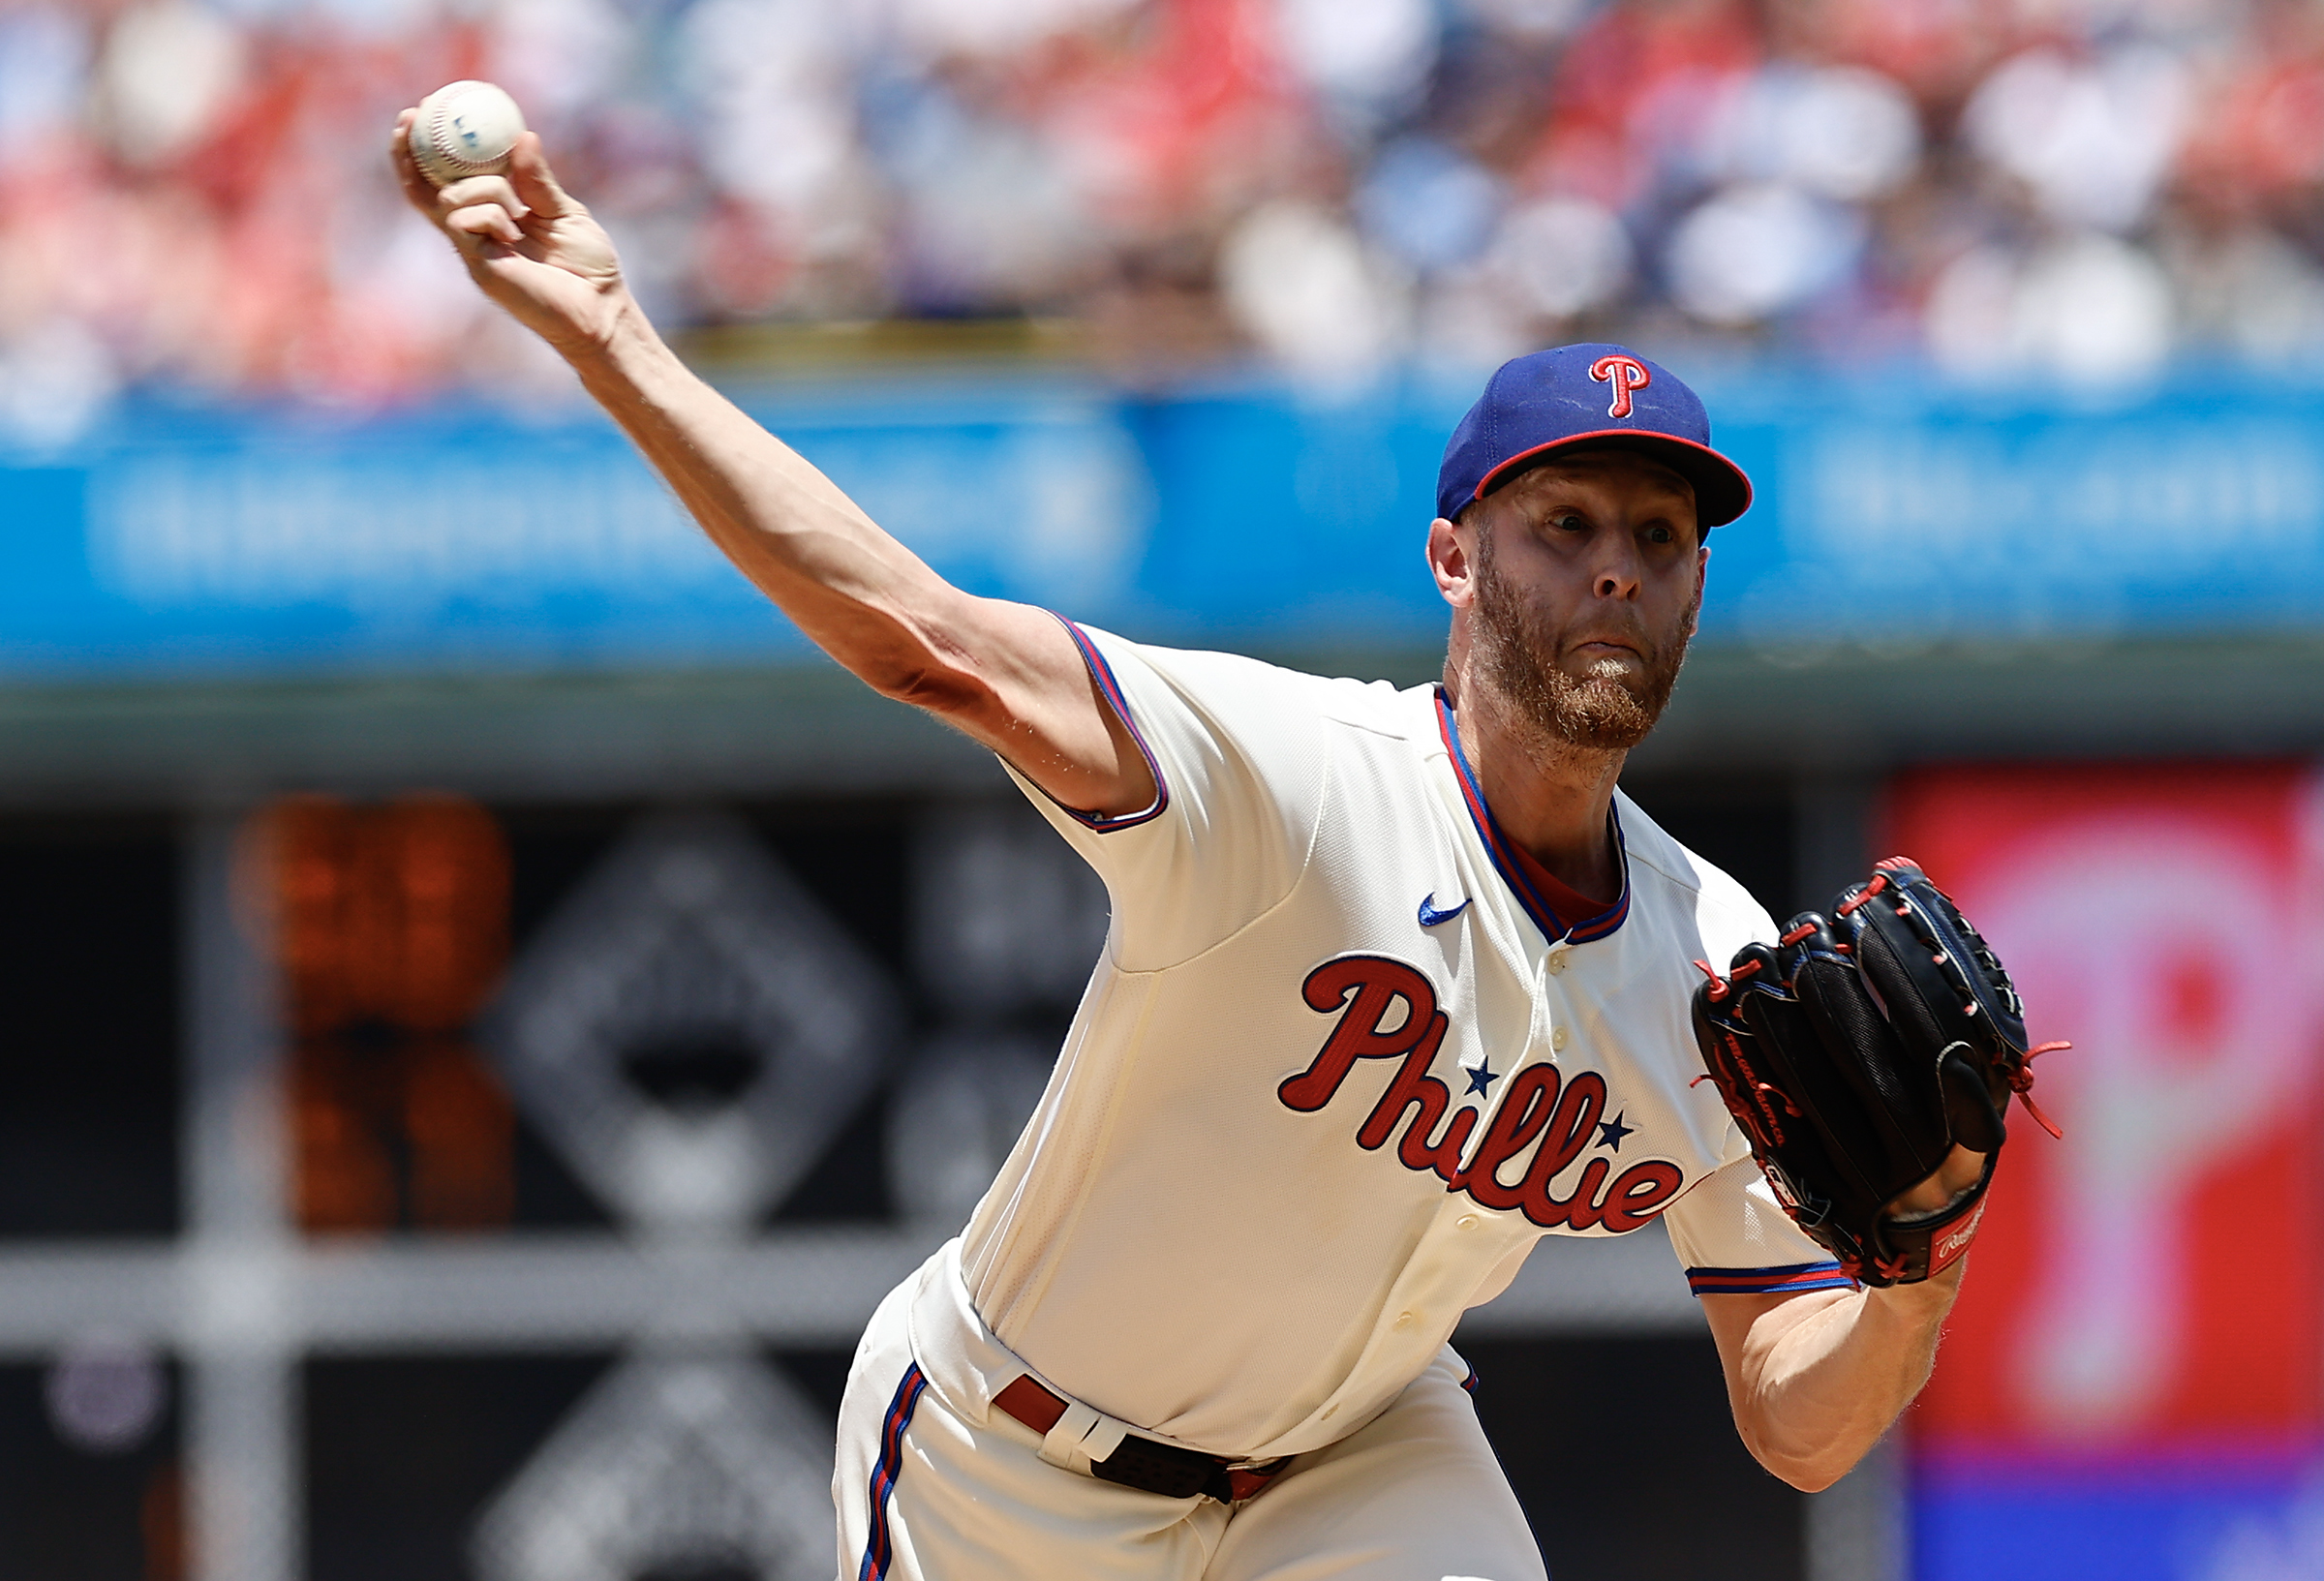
top-left (1456, 451), bottom-right (1706, 750)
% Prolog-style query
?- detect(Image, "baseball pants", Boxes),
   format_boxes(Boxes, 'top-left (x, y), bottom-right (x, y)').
top-left (832, 1266), bottom-right (1548, 1581)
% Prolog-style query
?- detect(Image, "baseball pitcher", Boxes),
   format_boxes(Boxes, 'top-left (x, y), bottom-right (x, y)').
top-left (396, 111), bottom-right (2055, 1581)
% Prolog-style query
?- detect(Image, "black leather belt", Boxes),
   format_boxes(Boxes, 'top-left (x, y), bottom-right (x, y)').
top-left (994, 1375), bottom-right (1289, 1503)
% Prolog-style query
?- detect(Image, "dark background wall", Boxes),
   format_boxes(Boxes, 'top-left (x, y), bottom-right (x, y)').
top-left (0, 777), bottom-right (1809, 1581)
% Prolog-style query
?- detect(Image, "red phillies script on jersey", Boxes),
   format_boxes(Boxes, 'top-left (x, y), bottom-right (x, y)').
top-left (1588, 353), bottom-right (1651, 418)
top-left (1279, 956), bottom-right (1684, 1232)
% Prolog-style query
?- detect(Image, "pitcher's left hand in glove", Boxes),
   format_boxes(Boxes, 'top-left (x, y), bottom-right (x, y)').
top-left (1690, 858), bottom-right (2067, 1288)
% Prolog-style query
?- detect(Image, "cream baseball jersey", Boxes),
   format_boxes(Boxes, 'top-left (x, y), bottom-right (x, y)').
top-left (954, 623), bottom-right (1846, 1462)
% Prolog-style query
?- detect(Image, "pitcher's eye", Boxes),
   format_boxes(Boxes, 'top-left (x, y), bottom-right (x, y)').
top-left (1549, 511), bottom-right (1587, 533)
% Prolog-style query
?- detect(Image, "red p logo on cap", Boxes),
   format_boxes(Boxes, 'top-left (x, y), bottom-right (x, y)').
top-left (1589, 354), bottom-right (1650, 419)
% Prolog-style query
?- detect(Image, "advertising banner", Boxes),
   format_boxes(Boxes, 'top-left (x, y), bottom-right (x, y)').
top-left (1889, 763), bottom-right (2324, 1580)
top-left (9, 376), bottom-right (2324, 682)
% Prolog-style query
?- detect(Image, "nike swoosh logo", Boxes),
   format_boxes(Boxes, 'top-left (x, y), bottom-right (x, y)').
top-left (1419, 893), bottom-right (1471, 927)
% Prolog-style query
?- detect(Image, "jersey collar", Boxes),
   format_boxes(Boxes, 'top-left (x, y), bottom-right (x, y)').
top-left (1434, 688), bottom-right (1632, 946)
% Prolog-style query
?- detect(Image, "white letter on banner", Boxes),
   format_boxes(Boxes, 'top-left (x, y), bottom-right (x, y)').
top-left (1974, 818), bottom-right (2310, 1436)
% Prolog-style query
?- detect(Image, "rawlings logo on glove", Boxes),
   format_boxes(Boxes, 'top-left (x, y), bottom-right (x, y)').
top-left (1689, 858), bottom-right (2067, 1289)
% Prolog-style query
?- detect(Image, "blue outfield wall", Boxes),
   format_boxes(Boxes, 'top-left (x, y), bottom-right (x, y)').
top-left (6, 368), bottom-right (2324, 682)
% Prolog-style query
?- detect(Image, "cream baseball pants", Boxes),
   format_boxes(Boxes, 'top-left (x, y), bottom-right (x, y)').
top-left (832, 1249), bottom-right (1548, 1581)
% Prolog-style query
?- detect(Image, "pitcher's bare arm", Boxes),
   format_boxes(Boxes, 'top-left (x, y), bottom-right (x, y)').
top-left (392, 114), bottom-right (1154, 822)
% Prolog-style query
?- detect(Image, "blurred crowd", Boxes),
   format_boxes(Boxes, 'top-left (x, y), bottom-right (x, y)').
top-left (8, 0), bottom-right (2324, 434)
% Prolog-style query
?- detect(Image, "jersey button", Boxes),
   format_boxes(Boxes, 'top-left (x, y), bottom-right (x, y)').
top-left (1393, 1311), bottom-right (1418, 1330)
top-left (1546, 952), bottom-right (1569, 976)
top-left (1550, 1025), bottom-right (1570, 1051)
top-left (1455, 1214), bottom-right (1479, 1231)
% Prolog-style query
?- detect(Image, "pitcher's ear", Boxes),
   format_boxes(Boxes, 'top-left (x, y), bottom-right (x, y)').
top-left (1427, 514), bottom-right (1476, 609)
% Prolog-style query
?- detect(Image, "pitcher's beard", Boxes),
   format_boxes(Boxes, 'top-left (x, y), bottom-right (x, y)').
top-left (1471, 533), bottom-right (1697, 751)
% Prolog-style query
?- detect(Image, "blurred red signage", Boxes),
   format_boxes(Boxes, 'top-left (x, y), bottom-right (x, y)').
top-left (1898, 763), bottom-right (2324, 1451)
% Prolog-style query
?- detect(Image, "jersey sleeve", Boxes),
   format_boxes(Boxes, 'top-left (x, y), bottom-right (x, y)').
top-left (1661, 1155), bottom-right (1853, 1297)
top-left (999, 621), bottom-right (1331, 972)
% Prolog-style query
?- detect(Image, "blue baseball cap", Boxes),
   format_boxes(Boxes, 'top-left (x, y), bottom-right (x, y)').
top-left (1435, 344), bottom-right (1753, 531)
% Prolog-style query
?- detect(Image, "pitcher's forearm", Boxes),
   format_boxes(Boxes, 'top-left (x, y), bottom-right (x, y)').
top-left (1728, 1268), bottom-right (1958, 1490)
top-left (555, 296), bottom-right (1145, 809)
top-left (397, 111), bottom-right (1150, 812)
top-left (564, 295), bottom-right (965, 695)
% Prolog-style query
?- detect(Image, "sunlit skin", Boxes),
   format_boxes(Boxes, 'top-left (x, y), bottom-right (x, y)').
top-left (396, 116), bottom-right (1979, 1494)
top-left (388, 114), bottom-right (1153, 813)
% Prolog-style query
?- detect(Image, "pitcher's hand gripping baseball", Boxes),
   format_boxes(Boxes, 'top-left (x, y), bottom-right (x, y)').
top-left (1690, 858), bottom-right (2067, 1287)
top-left (390, 92), bottom-right (627, 354)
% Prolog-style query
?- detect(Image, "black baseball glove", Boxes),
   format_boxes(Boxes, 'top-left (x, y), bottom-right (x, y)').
top-left (1689, 858), bottom-right (2065, 1288)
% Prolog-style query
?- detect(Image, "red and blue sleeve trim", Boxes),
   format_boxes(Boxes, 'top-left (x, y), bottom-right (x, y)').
top-left (855, 1362), bottom-right (929, 1581)
top-left (1434, 689), bottom-right (1630, 946)
top-left (1044, 614), bottom-right (1170, 834)
top-left (1686, 1262), bottom-right (1854, 1297)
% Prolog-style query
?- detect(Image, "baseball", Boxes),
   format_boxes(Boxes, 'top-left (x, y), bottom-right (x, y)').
top-left (408, 80), bottom-right (527, 188)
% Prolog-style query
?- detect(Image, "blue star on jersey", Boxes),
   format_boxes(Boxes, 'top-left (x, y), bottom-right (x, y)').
top-left (1596, 1110), bottom-right (1635, 1151)
top-left (1465, 1060), bottom-right (1500, 1097)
